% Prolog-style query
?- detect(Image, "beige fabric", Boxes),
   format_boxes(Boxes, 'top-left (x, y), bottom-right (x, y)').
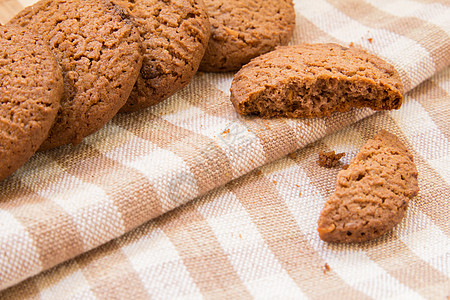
top-left (0, 0), bottom-right (449, 297)
top-left (2, 67), bottom-right (449, 299)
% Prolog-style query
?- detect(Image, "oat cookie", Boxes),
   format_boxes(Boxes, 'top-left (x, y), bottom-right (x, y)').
top-left (317, 130), bottom-right (419, 243)
top-left (115, 0), bottom-right (211, 113)
top-left (10, 0), bottom-right (143, 149)
top-left (0, 24), bottom-right (63, 180)
top-left (199, 0), bottom-right (295, 72)
top-left (230, 43), bottom-right (404, 118)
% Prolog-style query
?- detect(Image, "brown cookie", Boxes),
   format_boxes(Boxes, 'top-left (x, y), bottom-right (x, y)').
top-left (317, 130), bottom-right (419, 243)
top-left (317, 150), bottom-right (345, 168)
top-left (115, 0), bottom-right (211, 113)
top-left (230, 43), bottom-right (404, 118)
top-left (10, 0), bottom-right (143, 149)
top-left (199, 0), bottom-right (295, 72)
top-left (0, 24), bottom-right (63, 180)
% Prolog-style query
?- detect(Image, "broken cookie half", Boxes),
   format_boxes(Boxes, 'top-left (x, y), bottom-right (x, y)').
top-left (230, 43), bottom-right (404, 118)
top-left (318, 130), bottom-right (419, 243)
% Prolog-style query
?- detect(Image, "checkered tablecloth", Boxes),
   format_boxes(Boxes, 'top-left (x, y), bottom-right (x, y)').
top-left (0, 0), bottom-right (449, 298)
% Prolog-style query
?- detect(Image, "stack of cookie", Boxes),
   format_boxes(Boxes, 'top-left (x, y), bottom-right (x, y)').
top-left (1, 0), bottom-right (296, 180)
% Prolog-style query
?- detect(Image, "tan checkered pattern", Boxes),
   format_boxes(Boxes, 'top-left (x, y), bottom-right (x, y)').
top-left (0, 0), bottom-right (449, 297)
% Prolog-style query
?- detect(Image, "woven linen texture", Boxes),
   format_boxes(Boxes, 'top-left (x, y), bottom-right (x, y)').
top-left (2, 66), bottom-right (449, 299)
top-left (0, 0), bottom-right (449, 295)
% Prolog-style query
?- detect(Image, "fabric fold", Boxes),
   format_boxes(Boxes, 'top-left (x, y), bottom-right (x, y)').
top-left (0, 0), bottom-right (449, 291)
top-left (2, 66), bottom-right (449, 299)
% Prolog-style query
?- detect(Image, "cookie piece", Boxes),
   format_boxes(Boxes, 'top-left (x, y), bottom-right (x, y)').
top-left (115, 0), bottom-right (211, 113)
top-left (199, 0), bottom-right (295, 72)
top-left (317, 130), bottom-right (419, 243)
top-left (0, 24), bottom-right (63, 180)
top-left (318, 150), bottom-right (345, 168)
top-left (230, 43), bottom-right (404, 118)
top-left (10, 0), bottom-right (143, 149)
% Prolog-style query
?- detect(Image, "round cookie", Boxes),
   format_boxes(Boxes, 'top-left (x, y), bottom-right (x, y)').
top-left (115, 0), bottom-right (211, 113)
top-left (10, 0), bottom-right (143, 149)
top-left (0, 24), bottom-right (63, 180)
top-left (199, 0), bottom-right (296, 72)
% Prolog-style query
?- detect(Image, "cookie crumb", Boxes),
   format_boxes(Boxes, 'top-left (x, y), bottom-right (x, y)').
top-left (288, 152), bottom-right (297, 159)
top-left (317, 150), bottom-right (345, 168)
top-left (349, 42), bottom-right (354, 47)
top-left (368, 38), bottom-right (373, 43)
top-left (342, 164), bottom-right (349, 170)
top-left (323, 263), bottom-right (331, 274)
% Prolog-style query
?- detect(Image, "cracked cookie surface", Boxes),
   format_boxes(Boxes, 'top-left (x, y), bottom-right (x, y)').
top-left (115, 0), bottom-right (211, 113)
top-left (230, 43), bottom-right (404, 118)
top-left (317, 130), bottom-right (419, 243)
top-left (10, 0), bottom-right (143, 149)
top-left (0, 24), bottom-right (63, 180)
top-left (199, 0), bottom-right (295, 72)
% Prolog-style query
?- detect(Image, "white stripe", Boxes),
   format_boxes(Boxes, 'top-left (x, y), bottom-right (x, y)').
top-left (263, 158), bottom-right (423, 299)
top-left (285, 118), bottom-right (328, 147)
top-left (399, 202), bottom-right (450, 276)
top-left (285, 108), bottom-right (375, 150)
top-left (389, 100), bottom-right (440, 136)
top-left (364, 0), bottom-right (450, 35)
top-left (36, 261), bottom-right (96, 300)
top-left (163, 103), bottom-right (266, 178)
top-left (162, 105), bottom-right (232, 138)
top-left (202, 72), bottom-right (234, 96)
top-left (389, 99), bottom-right (450, 184)
top-left (428, 156), bottom-right (450, 185)
top-left (261, 158), bottom-right (327, 236)
top-left (215, 120), bottom-right (266, 178)
top-left (401, 228), bottom-right (450, 277)
top-left (0, 210), bottom-right (42, 289)
top-left (73, 201), bottom-right (126, 250)
top-left (122, 228), bottom-right (203, 299)
top-left (17, 154), bottom-right (114, 215)
top-left (196, 189), bottom-right (308, 299)
top-left (103, 134), bottom-right (199, 211)
top-left (322, 125), bottom-right (367, 155)
top-left (84, 123), bottom-right (139, 153)
top-left (50, 183), bottom-right (109, 215)
top-left (330, 252), bottom-right (423, 300)
top-left (295, 0), bottom-right (436, 90)
top-left (431, 68), bottom-right (450, 92)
